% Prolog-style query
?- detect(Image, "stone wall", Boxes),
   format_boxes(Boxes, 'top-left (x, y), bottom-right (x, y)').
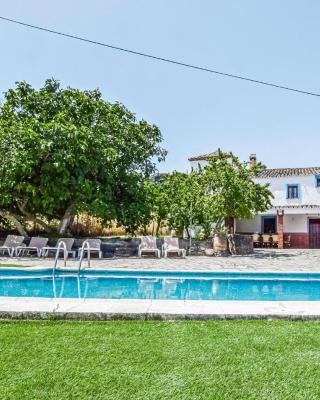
top-left (0, 235), bottom-right (253, 257)
top-left (227, 234), bottom-right (253, 255)
top-left (186, 239), bottom-right (213, 256)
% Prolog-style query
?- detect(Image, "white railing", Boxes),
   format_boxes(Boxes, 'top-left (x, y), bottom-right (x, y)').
top-left (53, 241), bottom-right (67, 272)
top-left (78, 240), bottom-right (91, 272)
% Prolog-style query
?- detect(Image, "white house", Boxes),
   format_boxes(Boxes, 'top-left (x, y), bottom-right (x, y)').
top-left (188, 152), bottom-right (320, 249)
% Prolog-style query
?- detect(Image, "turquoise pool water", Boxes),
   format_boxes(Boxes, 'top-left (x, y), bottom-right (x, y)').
top-left (1, 269), bottom-right (320, 301)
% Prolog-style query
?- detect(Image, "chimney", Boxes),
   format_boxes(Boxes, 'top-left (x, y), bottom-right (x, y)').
top-left (249, 154), bottom-right (257, 167)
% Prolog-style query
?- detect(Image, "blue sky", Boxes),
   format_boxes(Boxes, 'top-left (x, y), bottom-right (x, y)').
top-left (0, 0), bottom-right (319, 172)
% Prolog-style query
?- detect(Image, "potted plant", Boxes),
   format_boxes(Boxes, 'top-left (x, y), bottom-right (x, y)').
top-left (213, 221), bottom-right (228, 252)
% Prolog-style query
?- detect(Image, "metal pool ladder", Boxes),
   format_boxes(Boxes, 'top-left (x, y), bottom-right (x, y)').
top-left (78, 240), bottom-right (91, 272)
top-left (53, 241), bottom-right (67, 272)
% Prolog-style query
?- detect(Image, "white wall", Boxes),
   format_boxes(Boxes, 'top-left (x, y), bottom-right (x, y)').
top-left (236, 214), bottom-right (313, 233)
top-left (255, 175), bottom-right (320, 207)
top-left (189, 160), bottom-right (209, 170)
top-left (284, 214), bottom-right (307, 232)
top-left (236, 215), bottom-right (261, 233)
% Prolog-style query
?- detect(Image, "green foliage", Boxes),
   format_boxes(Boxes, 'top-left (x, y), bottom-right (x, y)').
top-left (201, 150), bottom-right (273, 225)
top-left (0, 79), bottom-right (166, 234)
top-left (152, 151), bottom-right (272, 237)
top-left (151, 171), bottom-right (204, 237)
top-left (166, 170), bottom-right (206, 236)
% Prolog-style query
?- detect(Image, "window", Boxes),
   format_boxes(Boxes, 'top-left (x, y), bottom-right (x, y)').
top-left (262, 216), bottom-right (277, 234)
top-left (287, 184), bottom-right (299, 199)
top-left (316, 176), bottom-right (320, 188)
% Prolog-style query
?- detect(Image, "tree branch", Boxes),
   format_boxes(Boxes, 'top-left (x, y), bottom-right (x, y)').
top-left (17, 201), bottom-right (52, 233)
top-left (58, 203), bottom-right (76, 234)
top-left (0, 210), bottom-right (28, 237)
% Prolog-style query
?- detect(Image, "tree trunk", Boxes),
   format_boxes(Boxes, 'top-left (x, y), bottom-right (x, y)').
top-left (0, 210), bottom-right (28, 237)
top-left (58, 204), bottom-right (75, 234)
top-left (17, 202), bottom-right (52, 233)
top-left (155, 217), bottom-right (161, 236)
top-left (225, 217), bottom-right (235, 234)
top-left (141, 224), bottom-right (148, 236)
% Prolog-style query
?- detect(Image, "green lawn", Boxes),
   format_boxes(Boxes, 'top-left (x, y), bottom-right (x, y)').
top-left (0, 263), bottom-right (30, 268)
top-left (1, 320), bottom-right (320, 400)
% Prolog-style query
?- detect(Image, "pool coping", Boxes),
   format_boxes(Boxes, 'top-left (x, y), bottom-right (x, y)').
top-left (2, 265), bottom-right (320, 274)
top-left (2, 297), bottom-right (320, 320)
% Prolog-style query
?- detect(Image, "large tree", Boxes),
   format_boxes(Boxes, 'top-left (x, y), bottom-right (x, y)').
top-left (152, 151), bottom-right (273, 238)
top-left (0, 79), bottom-right (166, 235)
top-left (200, 150), bottom-right (273, 232)
top-left (152, 170), bottom-right (205, 237)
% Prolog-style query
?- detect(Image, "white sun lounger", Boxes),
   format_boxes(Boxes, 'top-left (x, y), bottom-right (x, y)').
top-left (41, 238), bottom-right (76, 258)
top-left (138, 236), bottom-right (160, 258)
top-left (78, 239), bottom-right (103, 259)
top-left (0, 235), bottom-right (25, 256)
top-left (16, 237), bottom-right (48, 257)
top-left (162, 237), bottom-right (186, 258)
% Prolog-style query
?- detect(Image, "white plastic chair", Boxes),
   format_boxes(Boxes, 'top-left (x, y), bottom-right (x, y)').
top-left (162, 237), bottom-right (186, 258)
top-left (138, 236), bottom-right (160, 258)
top-left (16, 237), bottom-right (48, 257)
top-left (42, 238), bottom-right (76, 258)
top-left (0, 235), bottom-right (25, 256)
top-left (78, 239), bottom-right (102, 259)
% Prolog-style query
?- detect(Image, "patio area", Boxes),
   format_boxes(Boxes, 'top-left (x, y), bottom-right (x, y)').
top-left (1, 249), bottom-right (320, 272)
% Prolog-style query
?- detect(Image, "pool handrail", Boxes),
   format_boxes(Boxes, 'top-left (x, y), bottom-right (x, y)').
top-left (53, 241), bottom-right (67, 272)
top-left (78, 240), bottom-right (91, 272)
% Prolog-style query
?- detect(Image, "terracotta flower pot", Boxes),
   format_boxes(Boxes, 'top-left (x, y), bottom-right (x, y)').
top-left (213, 233), bottom-right (228, 251)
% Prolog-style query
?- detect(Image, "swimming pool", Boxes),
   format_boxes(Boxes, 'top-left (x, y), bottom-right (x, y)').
top-left (1, 269), bottom-right (320, 301)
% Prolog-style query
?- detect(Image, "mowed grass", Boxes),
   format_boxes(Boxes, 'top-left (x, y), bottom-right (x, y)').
top-left (1, 320), bottom-right (320, 400)
top-left (0, 263), bottom-right (30, 268)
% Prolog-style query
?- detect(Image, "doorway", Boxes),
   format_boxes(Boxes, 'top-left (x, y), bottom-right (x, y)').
top-left (309, 219), bottom-right (320, 248)
top-left (262, 216), bottom-right (277, 234)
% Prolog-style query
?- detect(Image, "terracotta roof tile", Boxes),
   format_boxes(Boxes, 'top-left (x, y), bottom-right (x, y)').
top-left (257, 167), bottom-right (320, 178)
top-left (273, 204), bottom-right (320, 209)
top-left (188, 151), bottom-right (320, 178)
top-left (188, 151), bottom-right (219, 162)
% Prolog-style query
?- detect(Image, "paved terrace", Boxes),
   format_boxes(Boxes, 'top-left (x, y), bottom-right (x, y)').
top-left (1, 249), bottom-right (320, 271)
